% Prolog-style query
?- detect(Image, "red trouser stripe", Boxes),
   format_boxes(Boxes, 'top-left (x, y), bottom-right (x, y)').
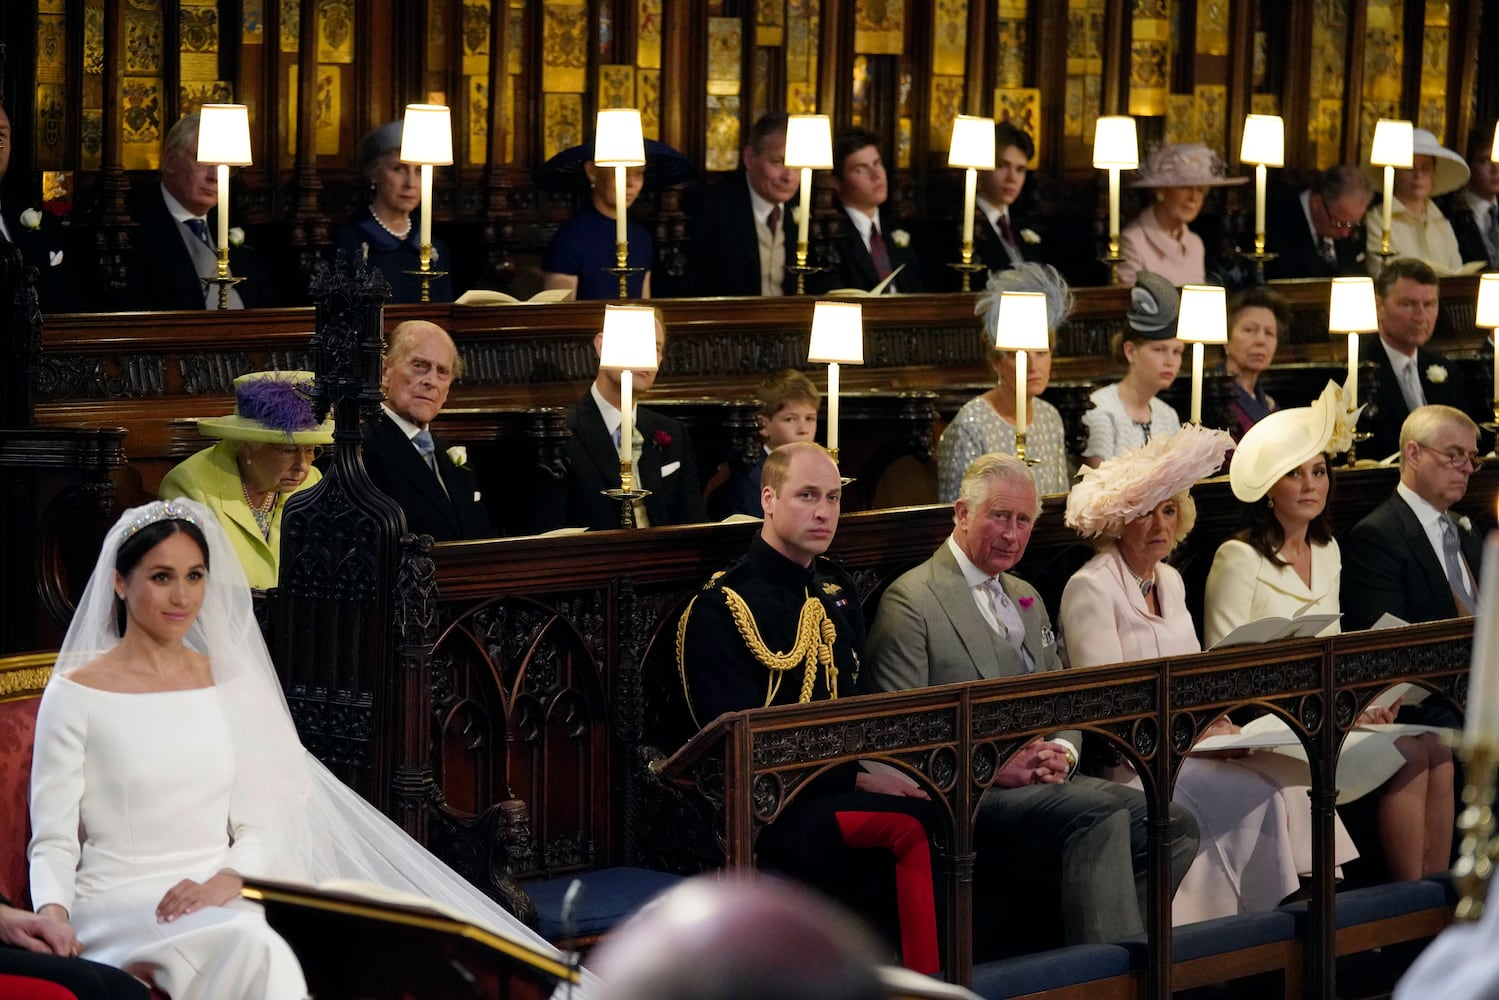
top-left (0, 973), bottom-right (80, 1000)
top-left (834, 810), bottom-right (940, 974)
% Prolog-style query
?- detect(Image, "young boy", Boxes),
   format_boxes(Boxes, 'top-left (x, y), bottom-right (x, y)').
top-left (719, 370), bottom-right (821, 517)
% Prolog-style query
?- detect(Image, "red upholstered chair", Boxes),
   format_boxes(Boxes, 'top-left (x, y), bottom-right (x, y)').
top-left (0, 652), bottom-right (53, 910)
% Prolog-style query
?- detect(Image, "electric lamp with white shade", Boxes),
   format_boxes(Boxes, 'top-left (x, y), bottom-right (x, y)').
top-left (399, 103), bottom-right (453, 303)
top-left (1176, 284), bottom-right (1227, 426)
top-left (949, 115), bottom-right (996, 292)
top-left (993, 291), bottom-right (1050, 462)
top-left (807, 301), bottom-right (864, 463)
top-left (1092, 116), bottom-right (1139, 286)
top-left (1369, 119), bottom-right (1414, 263)
top-left (598, 304), bottom-right (660, 526)
top-left (592, 109), bottom-right (647, 300)
top-left (1239, 114), bottom-right (1284, 274)
top-left (1327, 276), bottom-right (1378, 406)
top-left (1477, 274), bottom-right (1499, 431)
top-left (784, 115), bottom-right (834, 294)
top-left (196, 104), bottom-right (253, 310)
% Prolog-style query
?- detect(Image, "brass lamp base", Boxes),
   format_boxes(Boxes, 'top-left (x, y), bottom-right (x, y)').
top-left (1454, 742), bottom-right (1499, 921)
top-left (401, 268), bottom-right (449, 303)
top-left (948, 260), bottom-right (986, 292)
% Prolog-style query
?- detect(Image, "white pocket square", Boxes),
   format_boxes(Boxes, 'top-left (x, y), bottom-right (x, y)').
top-left (49, 251), bottom-right (64, 267)
top-left (473, 491), bottom-right (482, 501)
top-left (661, 461), bottom-right (681, 478)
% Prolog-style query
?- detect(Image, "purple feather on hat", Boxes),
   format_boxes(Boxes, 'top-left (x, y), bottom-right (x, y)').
top-left (236, 378), bottom-right (320, 437)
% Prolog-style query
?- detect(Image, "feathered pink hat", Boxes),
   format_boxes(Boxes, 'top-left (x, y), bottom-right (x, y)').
top-left (1065, 424), bottom-right (1233, 539)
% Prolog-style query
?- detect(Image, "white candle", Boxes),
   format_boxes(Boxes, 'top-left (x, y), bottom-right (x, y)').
top-left (1381, 165), bottom-right (1395, 245)
top-left (1464, 532), bottom-right (1499, 744)
top-left (216, 164), bottom-right (230, 251)
top-left (1254, 163), bottom-right (1267, 238)
top-left (1190, 342), bottom-right (1205, 425)
top-left (827, 362), bottom-right (840, 453)
top-left (1108, 167), bottom-right (1121, 241)
top-left (1014, 350), bottom-right (1029, 438)
top-left (798, 167), bottom-right (813, 248)
top-left (419, 163), bottom-right (434, 250)
top-left (613, 166), bottom-right (628, 247)
top-left (1347, 332), bottom-right (1359, 405)
top-left (618, 368), bottom-right (634, 465)
top-left (962, 167), bottom-right (977, 249)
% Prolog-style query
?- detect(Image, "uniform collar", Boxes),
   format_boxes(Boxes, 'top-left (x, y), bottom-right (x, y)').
top-left (747, 534), bottom-right (816, 588)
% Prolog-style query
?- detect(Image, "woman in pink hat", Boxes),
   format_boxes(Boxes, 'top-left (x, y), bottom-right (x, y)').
top-left (1118, 144), bottom-right (1247, 288)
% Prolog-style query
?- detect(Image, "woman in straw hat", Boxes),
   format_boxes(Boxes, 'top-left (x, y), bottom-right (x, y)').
top-left (1080, 271), bottom-right (1184, 467)
top-left (1363, 128), bottom-right (1469, 275)
top-left (159, 371), bottom-right (333, 590)
top-left (1059, 424), bottom-right (1358, 921)
top-left (1118, 143), bottom-right (1247, 287)
top-left (937, 263), bottom-right (1073, 500)
top-left (1206, 384), bottom-right (1454, 882)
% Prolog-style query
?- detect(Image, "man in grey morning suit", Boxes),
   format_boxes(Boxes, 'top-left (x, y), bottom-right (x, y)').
top-left (864, 453), bottom-right (1197, 949)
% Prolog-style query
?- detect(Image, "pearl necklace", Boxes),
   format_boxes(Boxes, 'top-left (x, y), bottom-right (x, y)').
top-left (371, 211), bottom-right (412, 241)
top-left (240, 477), bottom-right (277, 538)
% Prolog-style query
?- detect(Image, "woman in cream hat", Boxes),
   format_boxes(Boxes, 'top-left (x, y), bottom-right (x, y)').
top-left (1119, 143), bottom-right (1247, 287)
top-left (1206, 384), bottom-right (1454, 883)
top-left (159, 371), bottom-right (333, 589)
top-left (1363, 128), bottom-right (1469, 275)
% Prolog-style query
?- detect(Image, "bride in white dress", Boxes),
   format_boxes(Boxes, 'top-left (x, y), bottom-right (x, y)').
top-left (29, 499), bottom-right (592, 999)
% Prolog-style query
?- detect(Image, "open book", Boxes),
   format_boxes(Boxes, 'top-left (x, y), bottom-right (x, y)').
top-left (456, 287), bottom-right (575, 305)
top-left (828, 263), bottom-right (906, 296)
top-left (1208, 612), bottom-right (1341, 649)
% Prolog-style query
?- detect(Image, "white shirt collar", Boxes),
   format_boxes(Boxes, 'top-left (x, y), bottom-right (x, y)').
top-left (745, 176), bottom-right (781, 228)
top-left (1396, 480), bottom-right (1448, 529)
top-left (947, 535), bottom-right (995, 590)
top-left (975, 196), bottom-right (1008, 233)
top-left (381, 403), bottom-right (425, 440)
top-left (161, 183), bottom-right (205, 225)
top-left (1460, 188), bottom-right (1497, 215)
top-left (1378, 335), bottom-right (1419, 367)
top-left (842, 204), bottom-right (882, 243)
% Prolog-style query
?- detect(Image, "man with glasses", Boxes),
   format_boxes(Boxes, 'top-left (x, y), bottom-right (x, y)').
top-left (1265, 165), bottom-right (1372, 279)
top-left (362, 320), bottom-right (492, 541)
top-left (1341, 404), bottom-right (1485, 630)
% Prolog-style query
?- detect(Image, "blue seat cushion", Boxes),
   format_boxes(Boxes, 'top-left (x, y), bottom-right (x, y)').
top-left (525, 867), bottom-right (684, 939)
top-left (971, 944), bottom-right (1133, 999)
top-left (1117, 910), bottom-right (1294, 965)
top-left (1280, 879), bottom-right (1449, 930)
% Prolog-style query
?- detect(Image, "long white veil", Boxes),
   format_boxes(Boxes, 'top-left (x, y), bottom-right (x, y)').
top-left (55, 500), bottom-right (595, 991)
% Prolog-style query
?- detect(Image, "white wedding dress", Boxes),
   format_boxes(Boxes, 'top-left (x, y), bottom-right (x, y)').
top-left (29, 675), bottom-right (306, 1000)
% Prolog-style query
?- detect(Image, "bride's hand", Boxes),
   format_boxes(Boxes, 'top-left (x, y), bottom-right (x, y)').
top-left (156, 872), bottom-right (244, 923)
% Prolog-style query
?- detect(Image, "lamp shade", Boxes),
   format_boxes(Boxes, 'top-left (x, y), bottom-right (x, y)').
top-left (949, 115), bottom-right (997, 170)
top-left (785, 115), bottom-right (834, 170)
top-left (993, 292), bottom-right (1050, 350)
top-left (1177, 284), bottom-right (1228, 344)
top-left (400, 104), bottom-right (454, 165)
top-left (807, 301), bottom-right (864, 364)
top-left (1092, 116), bottom-right (1139, 169)
top-left (599, 305), bottom-right (660, 371)
top-left (1370, 119), bottom-right (1414, 168)
top-left (1477, 273), bottom-right (1499, 329)
top-left (1239, 114), bottom-right (1285, 167)
top-left (1327, 277), bottom-right (1379, 333)
top-left (593, 108), bottom-right (646, 167)
top-left (196, 104), bottom-right (253, 165)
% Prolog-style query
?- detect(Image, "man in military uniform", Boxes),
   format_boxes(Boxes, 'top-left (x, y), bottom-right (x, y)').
top-left (677, 441), bottom-right (941, 974)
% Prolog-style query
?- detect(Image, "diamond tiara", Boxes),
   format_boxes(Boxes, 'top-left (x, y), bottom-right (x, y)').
top-left (118, 500), bottom-right (201, 542)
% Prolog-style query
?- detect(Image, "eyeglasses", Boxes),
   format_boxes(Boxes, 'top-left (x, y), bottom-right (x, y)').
top-left (1315, 197), bottom-right (1362, 232)
top-left (268, 445), bottom-right (323, 462)
top-left (1415, 442), bottom-right (1482, 470)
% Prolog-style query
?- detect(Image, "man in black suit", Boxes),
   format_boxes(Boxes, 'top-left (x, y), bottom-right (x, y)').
top-left (1441, 125), bottom-right (1499, 270)
top-left (1341, 405), bottom-right (1484, 630)
top-left (1364, 258), bottom-right (1468, 460)
top-left (685, 113), bottom-right (800, 297)
top-left (817, 127), bottom-right (922, 294)
top-left (1264, 165), bottom-right (1372, 279)
top-left (362, 320), bottom-right (491, 541)
top-left (121, 113), bottom-right (278, 311)
top-left (0, 102), bottom-right (70, 311)
top-left (553, 311), bottom-right (706, 530)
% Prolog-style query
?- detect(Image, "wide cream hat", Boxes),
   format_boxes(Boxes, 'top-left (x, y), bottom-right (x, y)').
top-left (197, 371), bottom-right (335, 445)
top-left (1361, 128), bottom-right (1470, 198)
top-left (1228, 383), bottom-right (1342, 502)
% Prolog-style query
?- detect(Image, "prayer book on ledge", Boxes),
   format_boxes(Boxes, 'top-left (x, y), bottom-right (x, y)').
top-left (456, 287), bottom-right (576, 305)
top-left (1208, 612), bottom-right (1341, 649)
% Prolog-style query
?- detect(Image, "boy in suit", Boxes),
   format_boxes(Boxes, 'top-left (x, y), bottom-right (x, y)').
top-left (718, 369), bottom-right (820, 518)
top-left (819, 127), bottom-right (923, 294)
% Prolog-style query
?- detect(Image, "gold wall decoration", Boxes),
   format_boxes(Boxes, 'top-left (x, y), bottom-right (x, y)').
top-left (751, 49), bottom-right (771, 120)
top-left (84, 4), bottom-right (105, 75)
top-left (995, 88), bottom-right (1041, 163)
top-left (542, 3), bottom-right (588, 93)
top-left (640, 69), bottom-right (661, 139)
top-left (932, 0), bottom-right (967, 78)
top-left (786, 0), bottom-right (820, 107)
top-left (852, 55), bottom-right (870, 125)
top-left (35, 83), bottom-right (67, 169)
top-left (708, 17), bottom-right (743, 96)
top-left (599, 65), bottom-right (636, 108)
top-left (509, 1), bottom-right (525, 75)
top-left (788, 82), bottom-right (818, 114)
top-left (36, 14), bottom-right (67, 85)
top-left (1195, 0), bottom-right (1228, 57)
top-left (1194, 84), bottom-right (1226, 154)
top-left (121, 77), bottom-right (164, 170)
top-left (463, 1), bottom-right (491, 77)
top-left (855, 0), bottom-right (904, 56)
top-left (1309, 0), bottom-right (1347, 169)
top-left (1165, 94), bottom-right (1196, 145)
top-left (503, 75), bottom-right (516, 162)
top-left (1361, 0), bottom-right (1403, 151)
top-left (180, 82), bottom-right (234, 116)
top-left (898, 116), bottom-right (912, 169)
top-left (706, 94), bottom-right (742, 172)
top-left (543, 92), bottom-right (584, 160)
top-left (1251, 93), bottom-right (1280, 116)
top-left (1417, 0), bottom-right (1449, 141)
top-left (1128, 0), bottom-right (1170, 117)
top-left (318, 0), bottom-right (355, 63)
top-left (180, 0), bottom-right (221, 82)
top-left (468, 76), bottom-right (488, 166)
top-left (929, 75), bottom-right (965, 150)
top-left (280, 0), bottom-right (300, 52)
top-left (996, 3), bottom-right (1028, 90)
top-left (639, 0), bottom-right (664, 69)
top-left (38, 0), bottom-right (65, 11)
top-left (757, 0), bottom-right (784, 46)
top-left (285, 65), bottom-right (341, 157)
top-left (243, 0), bottom-right (265, 43)
top-left (428, 0), bottom-right (447, 68)
top-left (1065, 0), bottom-right (1105, 140)
top-left (82, 109), bottom-right (103, 170)
top-left (124, 7), bottom-right (164, 74)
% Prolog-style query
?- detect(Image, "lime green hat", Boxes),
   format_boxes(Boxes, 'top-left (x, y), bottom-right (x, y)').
top-left (196, 371), bottom-right (335, 445)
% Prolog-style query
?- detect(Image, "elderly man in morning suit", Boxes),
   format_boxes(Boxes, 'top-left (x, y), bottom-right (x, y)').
top-left (865, 453), bottom-right (1197, 950)
top-left (1263, 165), bottom-right (1372, 279)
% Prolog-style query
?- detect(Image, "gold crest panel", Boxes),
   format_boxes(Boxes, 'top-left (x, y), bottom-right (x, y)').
top-left (708, 18), bottom-right (743, 97)
top-left (1250, 94), bottom-right (1280, 116)
top-left (243, 0), bottom-right (265, 43)
top-left (599, 65), bottom-right (636, 108)
top-left (1313, 99), bottom-right (1342, 170)
top-left (38, 0), bottom-right (64, 11)
top-left (1361, 0), bottom-right (1403, 106)
top-left (543, 93), bottom-right (585, 161)
top-left (1066, 0), bottom-right (1105, 139)
top-left (1195, 0), bottom-right (1228, 57)
top-left (706, 96), bottom-right (742, 172)
top-left (463, 2), bottom-right (491, 77)
top-left (85, 2), bottom-right (105, 76)
top-left (787, 82), bottom-right (818, 115)
top-left (897, 116), bottom-right (912, 170)
top-left (179, 0), bottom-right (222, 82)
top-left (285, 65), bottom-right (342, 157)
top-left (932, 0), bottom-right (967, 78)
top-left (468, 76), bottom-right (488, 166)
top-left (1194, 85), bottom-right (1226, 154)
top-left (509, 3), bottom-right (525, 75)
top-left (757, 0), bottom-right (784, 47)
top-left (929, 76), bottom-right (964, 151)
top-left (640, 0), bottom-right (664, 69)
top-left (996, 13), bottom-right (1028, 90)
top-left (1128, 1), bottom-right (1170, 118)
top-left (82, 109), bottom-right (104, 170)
top-left (180, 82), bottom-right (234, 116)
top-left (318, 0), bottom-right (355, 63)
top-left (1165, 94), bottom-right (1196, 145)
top-left (995, 88), bottom-right (1041, 165)
top-left (855, 0), bottom-right (904, 56)
top-left (36, 14), bottom-right (67, 85)
top-left (34, 84), bottom-right (68, 169)
top-left (121, 77), bottom-right (164, 170)
top-left (280, 0), bottom-right (300, 52)
top-left (543, 4), bottom-right (589, 93)
top-left (639, 70), bottom-right (662, 139)
top-left (124, 7), bottom-right (164, 75)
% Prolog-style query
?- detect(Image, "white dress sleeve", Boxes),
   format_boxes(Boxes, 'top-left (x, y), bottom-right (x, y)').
top-left (28, 681), bottom-right (87, 914)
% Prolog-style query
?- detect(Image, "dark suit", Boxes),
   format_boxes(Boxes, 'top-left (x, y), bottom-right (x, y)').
top-left (1441, 192), bottom-right (1499, 269)
top-left (1364, 335), bottom-right (1469, 461)
top-left (1263, 195), bottom-right (1366, 279)
top-left (0, 204), bottom-right (71, 312)
top-left (1341, 491), bottom-right (1485, 631)
top-left (122, 184), bottom-right (278, 311)
top-left (972, 206), bottom-right (1044, 277)
top-left (865, 543), bottom-right (1198, 949)
top-left (685, 176), bottom-right (797, 297)
top-left (814, 205), bottom-right (924, 294)
top-left (554, 392), bottom-right (707, 531)
top-left (0, 893), bottom-right (148, 999)
top-left (361, 412), bottom-right (492, 541)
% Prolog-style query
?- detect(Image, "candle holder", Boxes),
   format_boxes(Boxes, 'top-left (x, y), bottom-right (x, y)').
top-left (606, 242), bottom-right (644, 300)
top-left (1342, 416), bottom-right (1373, 466)
top-left (604, 460), bottom-right (652, 529)
top-left (1453, 741), bottom-right (1499, 921)
top-left (402, 244), bottom-right (448, 304)
top-left (787, 247), bottom-right (825, 296)
top-left (948, 254), bottom-right (987, 292)
top-left (1239, 246), bottom-right (1278, 282)
top-left (205, 249), bottom-right (245, 310)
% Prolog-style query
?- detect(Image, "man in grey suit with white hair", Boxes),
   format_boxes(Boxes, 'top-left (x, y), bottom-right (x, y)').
top-left (865, 452), bottom-right (1197, 949)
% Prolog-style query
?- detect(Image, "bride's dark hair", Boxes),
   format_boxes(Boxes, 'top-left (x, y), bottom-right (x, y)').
top-left (114, 517), bottom-right (211, 635)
